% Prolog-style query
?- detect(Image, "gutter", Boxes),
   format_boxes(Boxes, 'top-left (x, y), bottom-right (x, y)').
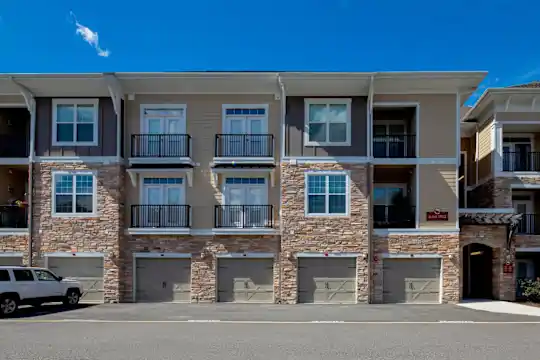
top-left (277, 74), bottom-right (285, 304)
top-left (27, 99), bottom-right (36, 266)
top-left (366, 75), bottom-right (374, 303)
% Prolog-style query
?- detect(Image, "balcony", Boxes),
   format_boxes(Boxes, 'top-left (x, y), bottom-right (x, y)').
top-left (373, 134), bottom-right (416, 158)
top-left (516, 214), bottom-right (540, 235)
top-left (213, 134), bottom-right (274, 166)
top-left (0, 134), bottom-right (28, 158)
top-left (130, 205), bottom-right (191, 234)
top-left (502, 152), bottom-right (540, 172)
top-left (0, 205), bottom-right (28, 229)
top-left (373, 205), bottom-right (416, 229)
top-left (214, 205), bottom-right (274, 229)
top-left (129, 134), bottom-right (192, 166)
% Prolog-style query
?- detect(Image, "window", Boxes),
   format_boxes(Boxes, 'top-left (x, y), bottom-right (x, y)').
top-left (53, 99), bottom-right (98, 146)
top-left (34, 269), bottom-right (59, 281)
top-left (13, 269), bottom-right (34, 281)
top-left (0, 269), bottom-right (10, 282)
top-left (305, 172), bottom-right (348, 216)
top-left (304, 99), bottom-right (351, 146)
top-left (53, 171), bottom-right (96, 216)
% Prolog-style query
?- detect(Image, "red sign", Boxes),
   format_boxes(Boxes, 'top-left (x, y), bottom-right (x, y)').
top-left (426, 209), bottom-right (449, 221)
top-left (503, 263), bottom-right (514, 274)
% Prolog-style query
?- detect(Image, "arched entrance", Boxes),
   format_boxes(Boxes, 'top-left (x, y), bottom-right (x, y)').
top-left (463, 243), bottom-right (493, 299)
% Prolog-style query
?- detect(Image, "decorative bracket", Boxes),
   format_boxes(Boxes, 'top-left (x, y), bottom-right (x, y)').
top-left (103, 73), bottom-right (124, 116)
top-left (532, 96), bottom-right (538, 111)
top-left (505, 96), bottom-right (513, 111)
top-left (9, 77), bottom-right (35, 113)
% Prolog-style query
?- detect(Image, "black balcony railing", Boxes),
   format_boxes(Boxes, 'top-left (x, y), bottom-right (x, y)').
top-left (130, 205), bottom-right (191, 228)
top-left (214, 205), bottom-right (273, 228)
top-left (215, 134), bottom-right (274, 158)
top-left (503, 152), bottom-right (540, 172)
top-left (516, 214), bottom-right (540, 235)
top-left (0, 135), bottom-right (28, 158)
top-left (131, 134), bottom-right (191, 158)
top-left (373, 205), bottom-right (416, 228)
top-left (373, 134), bottom-right (416, 158)
top-left (0, 205), bottom-right (28, 228)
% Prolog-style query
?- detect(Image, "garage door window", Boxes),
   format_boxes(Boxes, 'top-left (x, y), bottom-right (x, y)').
top-left (52, 171), bottom-right (96, 216)
top-left (306, 172), bottom-right (349, 216)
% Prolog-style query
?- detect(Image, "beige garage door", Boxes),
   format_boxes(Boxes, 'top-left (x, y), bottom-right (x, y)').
top-left (217, 258), bottom-right (274, 303)
top-left (298, 257), bottom-right (357, 304)
top-left (47, 256), bottom-right (104, 303)
top-left (135, 258), bottom-right (191, 302)
top-left (0, 255), bottom-right (22, 266)
top-left (383, 258), bottom-right (441, 304)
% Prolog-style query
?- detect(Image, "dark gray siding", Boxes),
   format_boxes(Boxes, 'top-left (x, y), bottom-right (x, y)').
top-left (285, 96), bottom-right (367, 157)
top-left (35, 97), bottom-right (117, 157)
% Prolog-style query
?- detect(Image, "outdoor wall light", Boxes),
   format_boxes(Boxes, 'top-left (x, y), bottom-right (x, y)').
top-left (448, 254), bottom-right (454, 259)
top-left (362, 253), bottom-right (368, 260)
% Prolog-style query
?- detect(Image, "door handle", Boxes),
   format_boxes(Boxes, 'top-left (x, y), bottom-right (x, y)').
top-left (325, 282), bottom-right (330, 290)
top-left (409, 282), bottom-right (414, 290)
top-left (162, 281), bottom-right (167, 289)
top-left (244, 281), bottom-right (249, 289)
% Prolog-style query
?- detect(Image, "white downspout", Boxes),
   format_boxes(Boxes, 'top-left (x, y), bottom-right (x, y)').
top-left (277, 74), bottom-right (285, 304)
top-left (366, 74), bottom-right (374, 303)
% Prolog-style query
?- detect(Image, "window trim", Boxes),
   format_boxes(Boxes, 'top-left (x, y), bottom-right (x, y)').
top-left (139, 176), bottom-right (186, 205)
top-left (52, 98), bottom-right (99, 146)
top-left (51, 170), bottom-right (98, 218)
top-left (304, 98), bottom-right (352, 147)
top-left (304, 170), bottom-right (350, 217)
top-left (221, 104), bottom-right (269, 134)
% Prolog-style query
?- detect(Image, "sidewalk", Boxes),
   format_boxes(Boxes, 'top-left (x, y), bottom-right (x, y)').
top-left (458, 300), bottom-right (540, 317)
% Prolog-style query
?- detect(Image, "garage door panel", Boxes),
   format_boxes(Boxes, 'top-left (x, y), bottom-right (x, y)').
top-left (136, 258), bottom-right (191, 303)
top-left (218, 258), bottom-right (274, 303)
top-left (48, 256), bottom-right (104, 303)
top-left (0, 257), bottom-right (22, 266)
top-left (383, 258), bottom-right (441, 304)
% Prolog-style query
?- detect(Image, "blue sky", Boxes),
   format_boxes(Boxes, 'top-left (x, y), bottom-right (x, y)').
top-left (1, 0), bottom-right (539, 104)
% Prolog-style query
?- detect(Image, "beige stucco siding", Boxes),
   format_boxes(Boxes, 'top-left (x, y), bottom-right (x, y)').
top-left (477, 118), bottom-right (493, 180)
top-left (496, 112), bottom-right (540, 122)
top-left (374, 94), bottom-right (457, 158)
top-left (124, 94), bottom-right (280, 229)
top-left (417, 164), bottom-right (457, 229)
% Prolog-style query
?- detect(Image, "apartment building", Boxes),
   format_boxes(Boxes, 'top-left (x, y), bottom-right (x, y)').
top-left (462, 81), bottom-right (540, 301)
top-left (0, 71), bottom-right (518, 305)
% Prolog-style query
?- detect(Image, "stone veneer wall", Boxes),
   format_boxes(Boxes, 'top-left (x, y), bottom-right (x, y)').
top-left (280, 163), bottom-right (370, 304)
top-left (31, 163), bottom-right (124, 303)
top-left (122, 235), bottom-right (280, 303)
top-left (371, 234), bottom-right (460, 303)
top-left (0, 235), bottom-right (29, 264)
top-left (468, 177), bottom-right (540, 209)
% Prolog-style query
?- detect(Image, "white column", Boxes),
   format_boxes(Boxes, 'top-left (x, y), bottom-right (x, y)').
top-left (493, 121), bottom-right (503, 173)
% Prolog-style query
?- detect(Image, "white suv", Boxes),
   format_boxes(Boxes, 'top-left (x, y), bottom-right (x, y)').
top-left (0, 266), bottom-right (84, 316)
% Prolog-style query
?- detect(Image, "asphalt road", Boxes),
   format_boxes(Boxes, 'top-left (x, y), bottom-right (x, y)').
top-left (2, 304), bottom-right (540, 359)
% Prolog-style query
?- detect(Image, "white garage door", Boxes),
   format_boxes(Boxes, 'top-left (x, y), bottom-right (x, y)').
top-left (383, 258), bottom-right (441, 304)
top-left (217, 258), bottom-right (274, 303)
top-left (135, 258), bottom-right (191, 302)
top-left (297, 257), bottom-right (357, 304)
top-left (0, 255), bottom-right (23, 266)
top-left (47, 255), bottom-right (105, 303)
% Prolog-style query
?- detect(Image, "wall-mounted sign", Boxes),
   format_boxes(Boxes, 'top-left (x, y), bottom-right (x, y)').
top-left (503, 263), bottom-right (514, 274)
top-left (426, 209), bottom-right (449, 221)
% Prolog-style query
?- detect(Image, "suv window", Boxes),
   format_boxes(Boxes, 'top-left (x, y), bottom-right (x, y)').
top-left (13, 269), bottom-right (35, 281)
top-left (34, 270), bottom-right (58, 281)
top-left (0, 269), bottom-right (10, 281)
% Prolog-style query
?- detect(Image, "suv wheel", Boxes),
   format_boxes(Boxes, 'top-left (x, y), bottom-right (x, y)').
top-left (63, 289), bottom-right (80, 306)
top-left (0, 296), bottom-right (18, 316)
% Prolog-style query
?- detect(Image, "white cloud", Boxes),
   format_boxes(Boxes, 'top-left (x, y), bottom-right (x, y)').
top-left (70, 11), bottom-right (110, 57)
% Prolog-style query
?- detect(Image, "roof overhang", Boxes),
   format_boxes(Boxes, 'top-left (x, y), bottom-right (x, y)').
top-left (463, 87), bottom-right (540, 122)
top-left (0, 71), bottom-right (487, 98)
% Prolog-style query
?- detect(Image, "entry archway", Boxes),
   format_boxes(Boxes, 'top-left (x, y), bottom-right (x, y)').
top-left (463, 243), bottom-right (493, 299)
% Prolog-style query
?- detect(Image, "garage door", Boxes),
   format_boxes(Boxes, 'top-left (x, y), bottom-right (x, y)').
top-left (0, 255), bottom-right (22, 266)
top-left (383, 258), bottom-right (441, 304)
top-left (47, 256), bottom-right (104, 303)
top-left (298, 257), bottom-right (356, 304)
top-left (135, 258), bottom-right (191, 302)
top-left (217, 258), bottom-right (274, 303)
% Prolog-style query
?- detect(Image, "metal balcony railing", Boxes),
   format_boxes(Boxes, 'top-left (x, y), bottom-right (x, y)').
top-left (214, 205), bottom-right (273, 228)
top-left (130, 205), bottom-right (191, 228)
top-left (502, 152), bottom-right (540, 172)
top-left (0, 135), bottom-right (29, 158)
top-left (215, 134), bottom-right (274, 158)
top-left (373, 134), bottom-right (416, 158)
top-left (131, 134), bottom-right (191, 158)
top-left (0, 205), bottom-right (28, 228)
top-left (373, 205), bottom-right (416, 228)
top-left (515, 213), bottom-right (540, 235)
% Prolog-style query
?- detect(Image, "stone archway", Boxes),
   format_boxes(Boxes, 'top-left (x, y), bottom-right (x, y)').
top-left (463, 243), bottom-right (494, 299)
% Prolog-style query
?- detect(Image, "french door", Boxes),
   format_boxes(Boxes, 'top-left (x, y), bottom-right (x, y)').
top-left (514, 200), bottom-right (533, 234)
top-left (143, 108), bottom-right (186, 157)
top-left (143, 183), bottom-right (185, 227)
top-left (225, 117), bottom-right (266, 157)
top-left (373, 123), bottom-right (407, 158)
top-left (373, 185), bottom-right (406, 223)
top-left (503, 141), bottom-right (532, 171)
top-left (223, 184), bottom-right (268, 227)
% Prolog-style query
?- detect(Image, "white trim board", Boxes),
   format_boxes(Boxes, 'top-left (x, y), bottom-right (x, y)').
top-left (0, 229), bottom-right (30, 236)
top-left (215, 252), bottom-right (275, 258)
top-left (127, 228), bottom-right (191, 235)
top-left (458, 208), bottom-right (514, 214)
top-left (511, 184), bottom-right (540, 189)
top-left (0, 252), bottom-right (24, 257)
top-left (497, 172), bottom-right (540, 178)
top-left (43, 252), bottom-right (105, 258)
top-left (381, 253), bottom-right (443, 259)
top-left (34, 156), bottom-right (120, 164)
top-left (373, 229), bottom-right (460, 236)
top-left (133, 252), bottom-right (192, 259)
top-left (515, 247), bottom-right (540, 253)
top-left (282, 157), bottom-right (458, 165)
top-left (296, 252), bottom-right (362, 258)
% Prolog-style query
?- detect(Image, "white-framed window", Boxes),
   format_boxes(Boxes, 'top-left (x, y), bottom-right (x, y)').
top-left (304, 99), bottom-right (351, 146)
top-left (52, 171), bottom-right (97, 217)
top-left (305, 171), bottom-right (349, 216)
top-left (52, 99), bottom-right (99, 146)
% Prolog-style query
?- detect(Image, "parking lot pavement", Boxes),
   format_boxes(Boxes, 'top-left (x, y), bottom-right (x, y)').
top-left (4, 302), bottom-right (540, 322)
top-left (1, 321), bottom-right (540, 360)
